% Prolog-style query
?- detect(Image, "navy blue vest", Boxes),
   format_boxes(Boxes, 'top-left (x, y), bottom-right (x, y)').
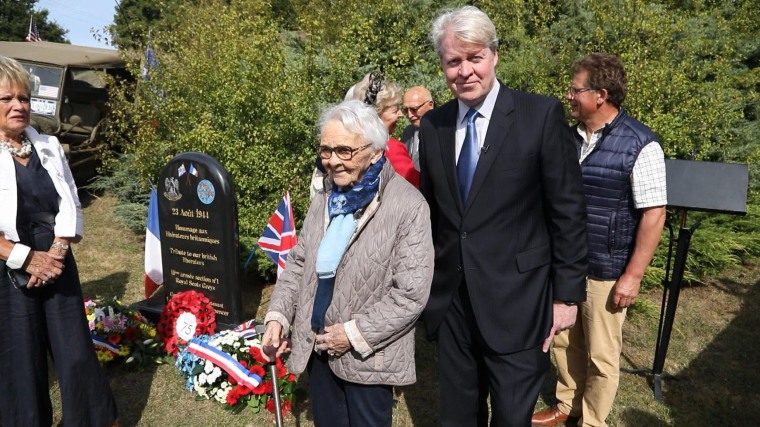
top-left (577, 109), bottom-right (657, 280)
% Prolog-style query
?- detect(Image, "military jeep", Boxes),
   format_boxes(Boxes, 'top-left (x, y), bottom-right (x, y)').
top-left (0, 41), bottom-right (127, 181)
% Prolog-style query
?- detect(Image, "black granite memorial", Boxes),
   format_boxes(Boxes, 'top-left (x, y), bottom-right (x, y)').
top-left (135, 152), bottom-right (243, 328)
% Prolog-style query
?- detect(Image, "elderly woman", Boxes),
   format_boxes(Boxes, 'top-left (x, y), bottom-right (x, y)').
top-left (0, 56), bottom-right (118, 427)
top-left (262, 100), bottom-right (433, 426)
top-left (347, 72), bottom-right (420, 187)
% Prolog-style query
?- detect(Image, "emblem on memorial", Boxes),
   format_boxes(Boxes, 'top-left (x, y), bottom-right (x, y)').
top-left (197, 179), bottom-right (216, 205)
top-left (164, 177), bottom-right (182, 201)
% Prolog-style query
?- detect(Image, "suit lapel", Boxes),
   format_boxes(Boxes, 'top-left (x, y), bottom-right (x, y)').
top-left (464, 84), bottom-right (514, 212)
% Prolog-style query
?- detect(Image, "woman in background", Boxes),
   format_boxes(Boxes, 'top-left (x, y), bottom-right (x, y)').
top-left (347, 72), bottom-right (420, 187)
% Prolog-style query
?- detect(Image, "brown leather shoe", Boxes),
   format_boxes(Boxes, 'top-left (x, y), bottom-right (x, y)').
top-left (531, 407), bottom-right (570, 426)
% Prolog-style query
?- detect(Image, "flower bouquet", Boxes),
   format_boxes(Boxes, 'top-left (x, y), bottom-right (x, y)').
top-left (84, 297), bottom-right (162, 368)
top-left (176, 328), bottom-right (296, 416)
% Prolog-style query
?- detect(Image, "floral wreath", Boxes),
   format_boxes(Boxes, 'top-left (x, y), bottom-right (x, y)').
top-left (157, 290), bottom-right (217, 356)
top-left (176, 328), bottom-right (296, 416)
top-left (84, 297), bottom-right (161, 367)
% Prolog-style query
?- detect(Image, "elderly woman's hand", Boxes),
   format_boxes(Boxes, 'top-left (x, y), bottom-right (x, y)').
top-left (261, 321), bottom-right (291, 362)
top-left (315, 323), bottom-right (351, 357)
top-left (24, 250), bottom-right (64, 288)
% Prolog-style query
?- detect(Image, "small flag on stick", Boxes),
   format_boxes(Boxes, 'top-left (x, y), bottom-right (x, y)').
top-left (258, 192), bottom-right (297, 279)
top-left (25, 17), bottom-right (41, 42)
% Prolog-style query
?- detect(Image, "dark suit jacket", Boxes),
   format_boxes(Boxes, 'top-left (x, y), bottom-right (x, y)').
top-left (419, 83), bottom-right (588, 354)
top-left (401, 124), bottom-right (419, 170)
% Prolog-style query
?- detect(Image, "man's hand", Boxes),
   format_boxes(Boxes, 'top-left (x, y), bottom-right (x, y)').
top-left (613, 273), bottom-right (641, 309)
top-left (542, 303), bottom-right (578, 352)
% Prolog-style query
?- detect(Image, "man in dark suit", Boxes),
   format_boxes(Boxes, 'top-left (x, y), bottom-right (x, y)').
top-left (401, 86), bottom-right (434, 171)
top-left (419, 6), bottom-right (588, 427)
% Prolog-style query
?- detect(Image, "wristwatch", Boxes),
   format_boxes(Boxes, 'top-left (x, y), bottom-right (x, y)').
top-left (52, 241), bottom-right (70, 251)
top-left (561, 301), bottom-right (578, 306)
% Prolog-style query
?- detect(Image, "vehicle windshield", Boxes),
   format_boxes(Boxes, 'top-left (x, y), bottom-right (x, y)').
top-left (25, 63), bottom-right (63, 116)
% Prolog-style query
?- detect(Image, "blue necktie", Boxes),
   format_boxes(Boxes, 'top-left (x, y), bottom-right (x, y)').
top-left (457, 108), bottom-right (479, 203)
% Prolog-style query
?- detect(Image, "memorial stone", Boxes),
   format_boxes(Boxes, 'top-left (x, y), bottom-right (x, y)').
top-left (156, 152), bottom-right (243, 327)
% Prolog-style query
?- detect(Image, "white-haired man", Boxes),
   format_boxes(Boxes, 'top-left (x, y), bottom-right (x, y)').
top-left (419, 6), bottom-right (588, 426)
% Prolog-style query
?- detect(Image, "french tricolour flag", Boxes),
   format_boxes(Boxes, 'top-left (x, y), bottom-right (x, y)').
top-left (257, 192), bottom-right (297, 279)
top-left (144, 188), bottom-right (163, 298)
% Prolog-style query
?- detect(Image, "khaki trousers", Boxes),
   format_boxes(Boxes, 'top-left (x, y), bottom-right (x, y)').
top-left (553, 278), bottom-right (627, 427)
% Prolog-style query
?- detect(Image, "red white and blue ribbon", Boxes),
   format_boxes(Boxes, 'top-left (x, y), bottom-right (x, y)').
top-left (187, 338), bottom-right (262, 389)
top-left (91, 334), bottom-right (122, 354)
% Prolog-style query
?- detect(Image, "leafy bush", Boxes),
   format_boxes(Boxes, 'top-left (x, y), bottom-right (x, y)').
top-left (86, 154), bottom-right (149, 234)
top-left (105, 0), bottom-right (760, 283)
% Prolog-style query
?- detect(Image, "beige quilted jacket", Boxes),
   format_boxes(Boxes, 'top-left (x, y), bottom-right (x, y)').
top-left (265, 161), bottom-right (433, 385)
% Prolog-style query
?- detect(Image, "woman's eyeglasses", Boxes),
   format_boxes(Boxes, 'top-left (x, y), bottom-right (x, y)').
top-left (318, 144), bottom-right (372, 161)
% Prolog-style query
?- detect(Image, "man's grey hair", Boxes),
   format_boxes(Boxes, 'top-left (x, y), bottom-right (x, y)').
top-left (318, 100), bottom-right (388, 151)
top-left (429, 6), bottom-right (499, 57)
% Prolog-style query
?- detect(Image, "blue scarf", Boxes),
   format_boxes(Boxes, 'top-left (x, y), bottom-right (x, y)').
top-left (311, 156), bottom-right (385, 332)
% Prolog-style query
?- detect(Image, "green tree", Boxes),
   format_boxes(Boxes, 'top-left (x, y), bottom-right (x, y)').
top-left (108, 0), bottom-right (317, 276)
top-left (107, 0), bottom-right (759, 280)
top-left (112, 0), bottom-right (182, 50)
top-left (0, 0), bottom-right (68, 42)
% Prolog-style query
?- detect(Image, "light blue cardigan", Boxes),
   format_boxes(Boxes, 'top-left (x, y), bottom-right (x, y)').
top-left (0, 126), bottom-right (83, 243)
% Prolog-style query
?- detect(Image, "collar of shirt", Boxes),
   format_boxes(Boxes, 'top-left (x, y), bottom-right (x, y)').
top-left (455, 81), bottom-right (500, 162)
top-left (578, 121), bottom-right (611, 163)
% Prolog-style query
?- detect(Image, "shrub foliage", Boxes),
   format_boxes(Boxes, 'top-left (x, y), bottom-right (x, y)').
top-left (107, 0), bottom-right (760, 283)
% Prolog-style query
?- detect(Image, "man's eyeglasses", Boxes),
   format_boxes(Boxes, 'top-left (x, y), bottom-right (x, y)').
top-left (0, 95), bottom-right (31, 104)
top-left (402, 100), bottom-right (432, 115)
top-left (568, 87), bottom-right (595, 97)
top-left (318, 144), bottom-right (372, 161)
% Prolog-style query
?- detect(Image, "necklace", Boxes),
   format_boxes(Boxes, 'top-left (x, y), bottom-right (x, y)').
top-left (0, 134), bottom-right (33, 158)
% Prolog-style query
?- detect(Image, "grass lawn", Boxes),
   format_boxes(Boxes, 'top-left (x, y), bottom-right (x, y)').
top-left (48, 193), bottom-right (758, 426)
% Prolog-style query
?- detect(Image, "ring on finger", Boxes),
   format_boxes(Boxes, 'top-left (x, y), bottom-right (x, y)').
top-left (42, 280), bottom-right (47, 285)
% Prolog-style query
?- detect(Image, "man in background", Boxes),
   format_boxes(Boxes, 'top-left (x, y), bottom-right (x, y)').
top-left (532, 52), bottom-right (666, 427)
top-left (401, 86), bottom-right (434, 171)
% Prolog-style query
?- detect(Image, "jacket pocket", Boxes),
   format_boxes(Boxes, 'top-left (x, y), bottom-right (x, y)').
top-left (608, 211), bottom-right (616, 254)
top-left (515, 244), bottom-right (551, 273)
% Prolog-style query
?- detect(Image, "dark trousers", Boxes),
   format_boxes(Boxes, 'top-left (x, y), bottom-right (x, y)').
top-left (0, 253), bottom-right (117, 427)
top-left (437, 283), bottom-right (549, 427)
top-left (307, 351), bottom-right (394, 427)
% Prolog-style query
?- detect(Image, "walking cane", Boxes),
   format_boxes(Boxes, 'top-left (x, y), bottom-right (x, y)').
top-left (256, 324), bottom-right (284, 427)
top-left (269, 358), bottom-right (284, 427)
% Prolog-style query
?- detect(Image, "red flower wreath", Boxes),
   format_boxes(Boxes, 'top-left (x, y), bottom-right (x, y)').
top-left (157, 290), bottom-right (217, 356)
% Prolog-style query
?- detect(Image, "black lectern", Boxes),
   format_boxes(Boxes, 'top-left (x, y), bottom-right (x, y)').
top-left (647, 159), bottom-right (748, 400)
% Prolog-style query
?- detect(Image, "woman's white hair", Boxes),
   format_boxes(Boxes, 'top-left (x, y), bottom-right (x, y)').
top-left (318, 100), bottom-right (388, 151)
top-left (429, 6), bottom-right (499, 57)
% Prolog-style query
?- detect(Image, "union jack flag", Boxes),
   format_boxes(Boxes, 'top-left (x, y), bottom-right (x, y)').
top-left (258, 192), bottom-right (297, 279)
